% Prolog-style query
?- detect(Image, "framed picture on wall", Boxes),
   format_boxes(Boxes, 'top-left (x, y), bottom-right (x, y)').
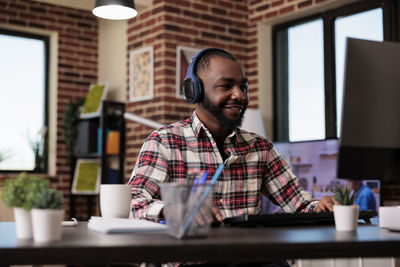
top-left (71, 159), bottom-right (101, 195)
top-left (176, 46), bottom-right (200, 99)
top-left (129, 46), bottom-right (154, 102)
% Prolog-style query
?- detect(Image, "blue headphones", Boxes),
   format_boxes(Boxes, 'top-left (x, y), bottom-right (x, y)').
top-left (183, 48), bottom-right (230, 103)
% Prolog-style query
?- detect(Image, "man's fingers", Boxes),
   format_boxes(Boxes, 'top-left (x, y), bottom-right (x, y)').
top-left (316, 196), bottom-right (337, 212)
top-left (212, 206), bottom-right (223, 222)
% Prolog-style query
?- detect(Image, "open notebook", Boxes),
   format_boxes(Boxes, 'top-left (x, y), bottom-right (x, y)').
top-left (88, 216), bottom-right (166, 233)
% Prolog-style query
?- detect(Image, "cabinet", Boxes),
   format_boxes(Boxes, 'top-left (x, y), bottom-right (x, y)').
top-left (69, 101), bottom-right (125, 220)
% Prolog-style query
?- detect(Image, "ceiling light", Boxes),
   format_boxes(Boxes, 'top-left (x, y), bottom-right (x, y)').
top-left (92, 0), bottom-right (137, 20)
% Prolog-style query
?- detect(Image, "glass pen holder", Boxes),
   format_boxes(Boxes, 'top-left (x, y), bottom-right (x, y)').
top-left (160, 182), bottom-right (214, 239)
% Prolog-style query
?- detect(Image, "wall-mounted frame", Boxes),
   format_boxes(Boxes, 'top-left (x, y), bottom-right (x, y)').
top-left (71, 159), bottom-right (101, 195)
top-left (129, 46), bottom-right (154, 102)
top-left (175, 46), bottom-right (200, 99)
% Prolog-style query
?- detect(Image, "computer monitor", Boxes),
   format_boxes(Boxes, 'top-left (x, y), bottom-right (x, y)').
top-left (337, 38), bottom-right (400, 181)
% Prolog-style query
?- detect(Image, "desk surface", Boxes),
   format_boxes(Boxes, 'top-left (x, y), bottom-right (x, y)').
top-left (1, 220), bottom-right (400, 265)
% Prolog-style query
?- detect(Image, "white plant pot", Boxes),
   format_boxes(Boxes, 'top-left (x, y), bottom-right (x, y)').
top-left (31, 208), bottom-right (64, 242)
top-left (13, 207), bottom-right (33, 239)
top-left (333, 205), bottom-right (360, 231)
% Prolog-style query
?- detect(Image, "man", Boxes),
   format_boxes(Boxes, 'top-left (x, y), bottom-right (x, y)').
top-left (349, 180), bottom-right (377, 210)
top-left (129, 48), bottom-right (337, 223)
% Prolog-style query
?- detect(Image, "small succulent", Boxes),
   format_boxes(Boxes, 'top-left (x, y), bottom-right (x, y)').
top-left (332, 184), bottom-right (357, 205)
top-left (25, 177), bottom-right (62, 210)
top-left (29, 187), bottom-right (63, 210)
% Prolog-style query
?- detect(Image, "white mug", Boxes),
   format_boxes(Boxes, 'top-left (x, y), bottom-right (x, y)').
top-left (100, 184), bottom-right (131, 218)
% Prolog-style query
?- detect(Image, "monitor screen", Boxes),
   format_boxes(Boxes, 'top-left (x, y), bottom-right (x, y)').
top-left (337, 38), bottom-right (400, 181)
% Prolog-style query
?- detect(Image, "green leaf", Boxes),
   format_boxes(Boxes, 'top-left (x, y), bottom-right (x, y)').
top-left (332, 184), bottom-right (357, 205)
top-left (1, 172), bottom-right (62, 210)
top-left (30, 187), bottom-right (63, 209)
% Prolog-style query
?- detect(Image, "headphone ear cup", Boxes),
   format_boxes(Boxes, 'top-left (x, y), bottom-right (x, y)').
top-left (183, 78), bottom-right (196, 103)
top-left (183, 75), bottom-right (203, 103)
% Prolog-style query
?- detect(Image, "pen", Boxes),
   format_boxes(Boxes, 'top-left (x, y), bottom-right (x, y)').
top-left (191, 178), bottom-right (199, 192)
top-left (199, 171), bottom-right (208, 184)
top-left (191, 171), bottom-right (208, 192)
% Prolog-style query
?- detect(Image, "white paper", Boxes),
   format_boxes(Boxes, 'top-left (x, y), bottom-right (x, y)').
top-left (87, 216), bottom-right (166, 233)
top-left (379, 206), bottom-right (400, 230)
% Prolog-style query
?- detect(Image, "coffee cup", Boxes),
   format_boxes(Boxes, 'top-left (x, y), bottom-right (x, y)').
top-left (100, 184), bottom-right (131, 218)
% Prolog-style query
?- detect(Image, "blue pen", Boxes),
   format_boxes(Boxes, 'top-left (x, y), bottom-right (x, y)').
top-left (182, 164), bottom-right (224, 236)
top-left (199, 171), bottom-right (208, 185)
top-left (191, 178), bottom-right (199, 192)
top-left (191, 171), bottom-right (208, 192)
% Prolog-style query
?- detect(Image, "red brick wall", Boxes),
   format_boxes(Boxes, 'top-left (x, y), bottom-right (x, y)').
top-left (0, 0), bottom-right (98, 217)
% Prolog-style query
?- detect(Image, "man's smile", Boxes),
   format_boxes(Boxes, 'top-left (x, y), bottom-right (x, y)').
top-left (222, 104), bottom-right (245, 119)
top-left (223, 104), bottom-right (244, 112)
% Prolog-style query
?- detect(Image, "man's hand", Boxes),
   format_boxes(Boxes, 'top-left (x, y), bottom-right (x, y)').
top-left (315, 195), bottom-right (339, 212)
top-left (212, 206), bottom-right (223, 222)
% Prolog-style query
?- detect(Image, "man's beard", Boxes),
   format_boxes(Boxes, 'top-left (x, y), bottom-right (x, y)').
top-left (200, 94), bottom-right (247, 130)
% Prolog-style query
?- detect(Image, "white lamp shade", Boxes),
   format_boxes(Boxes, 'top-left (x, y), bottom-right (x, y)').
top-left (93, 0), bottom-right (137, 20)
top-left (242, 108), bottom-right (266, 137)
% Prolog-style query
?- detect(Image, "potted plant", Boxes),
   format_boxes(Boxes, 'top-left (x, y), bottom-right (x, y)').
top-left (332, 184), bottom-right (359, 231)
top-left (28, 127), bottom-right (48, 173)
top-left (1, 173), bottom-right (49, 239)
top-left (62, 98), bottom-right (85, 163)
top-left (29, 186), bottom-right (64, 242)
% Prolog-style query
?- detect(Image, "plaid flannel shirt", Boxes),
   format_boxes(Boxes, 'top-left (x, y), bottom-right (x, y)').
top-left (129, 111), bottom-right (318, 221)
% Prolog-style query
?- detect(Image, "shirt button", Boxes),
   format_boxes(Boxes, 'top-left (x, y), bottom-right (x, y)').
top-left (220, 199), bottom-right (223, 204)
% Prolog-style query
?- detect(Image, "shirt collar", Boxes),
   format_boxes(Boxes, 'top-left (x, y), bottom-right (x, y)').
top-left (191, 110), bottom-right (207, 139)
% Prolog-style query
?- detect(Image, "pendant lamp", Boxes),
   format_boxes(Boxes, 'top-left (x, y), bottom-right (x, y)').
top-left (92, 0), bottom-right (137, 20)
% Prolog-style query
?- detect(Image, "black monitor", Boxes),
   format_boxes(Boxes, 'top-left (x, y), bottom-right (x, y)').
top-left (337, 38), bottom-right (400, 181)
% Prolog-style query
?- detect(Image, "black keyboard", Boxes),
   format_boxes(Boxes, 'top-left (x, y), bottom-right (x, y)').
top-left (223, 210), bottom-right (378, 227)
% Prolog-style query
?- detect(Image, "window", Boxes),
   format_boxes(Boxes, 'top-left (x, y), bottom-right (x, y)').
top-left (288, 19), bottom-right (325, 142)
top-left (0, 29), bottom-right (49, 172)
top-left (273, 0), bottom-right (396, 142)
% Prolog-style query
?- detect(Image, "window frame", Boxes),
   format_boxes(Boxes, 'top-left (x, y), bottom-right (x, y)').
top-left (0, 28), bottom-right (50, 173)
top-left (272, 0), bottom-right (397, 142)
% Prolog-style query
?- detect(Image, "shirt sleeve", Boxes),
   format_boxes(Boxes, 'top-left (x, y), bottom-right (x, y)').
top-left (261, 146), bottom-right (318, 213)
top-left (128, 131), bottom-right (169, 221)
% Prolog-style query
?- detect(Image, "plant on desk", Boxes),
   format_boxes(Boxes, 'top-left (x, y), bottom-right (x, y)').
top-left (1, 173), bottom-right (64, 242)
top-left (28, 183), bottom-right (64, 243)
top-left (1, 173), bottom-right (49, 239)
top-left (332, 184), bottom-right (359, 231)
